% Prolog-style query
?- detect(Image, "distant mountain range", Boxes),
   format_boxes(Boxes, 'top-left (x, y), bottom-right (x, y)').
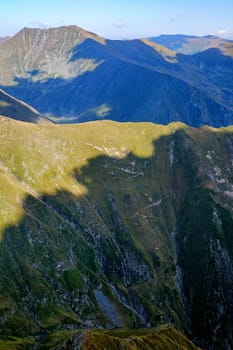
top-left (149, 34), bottom-right (233, 54)
top-left (0, 26), bottom-right (233, 127)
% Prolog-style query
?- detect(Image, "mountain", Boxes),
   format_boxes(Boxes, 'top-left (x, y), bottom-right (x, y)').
top-left (0, 117), bottom-right (233, 349)
top-left (149, 34), bottom-right (233, 55)
top-left (0, 26), bottom-right (233, 127)
top-left (0, 26), bottom-right (105, 86)
top-left (0, 88), bottom-right (42, 122)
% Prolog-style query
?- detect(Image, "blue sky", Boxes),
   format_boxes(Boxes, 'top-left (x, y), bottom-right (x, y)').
top-left (1, 0), bottom-right (233, 39)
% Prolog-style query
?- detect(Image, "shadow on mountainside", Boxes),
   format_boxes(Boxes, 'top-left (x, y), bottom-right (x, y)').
top-left (1, 40), bottom-right (233, 126)
top-left (0, 129), bottom-right (233, 349)
top-left (0, 89), bottom-right (41, 122)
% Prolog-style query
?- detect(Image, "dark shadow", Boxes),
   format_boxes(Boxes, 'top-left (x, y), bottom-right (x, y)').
top-left (0, 127), bottom-right (233, 350)
top-left (27, 69), bottom-right (41, 77)
top-left (0, 89), bottom-right (41, 122)
top-left (178, 48), bottom-right (233, 89)
top-left (69, 38), bottom-right (179, 70)
top-left (1, 40), bottom-right (233, 126)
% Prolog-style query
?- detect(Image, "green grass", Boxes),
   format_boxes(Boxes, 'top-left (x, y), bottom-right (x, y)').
top-left (39, 326), bottom-right (201, 350)
top-left (63, 269), bottom-right (84, 290)
top-left (0, 337), bottom-right (35, 350)
top-left (0, 117), bottom-right (232, 348)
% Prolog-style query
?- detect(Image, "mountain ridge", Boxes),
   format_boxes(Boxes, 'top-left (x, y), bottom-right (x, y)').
top-left (0, 88), bottom-right (43, 122)
top-left (0, 25), bottom-right (233, 127)
top-left (149, 34), bottom-right (233, 55)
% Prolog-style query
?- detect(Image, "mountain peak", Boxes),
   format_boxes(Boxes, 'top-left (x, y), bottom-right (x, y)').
top-left (16, 24), bottom-right (105, 44)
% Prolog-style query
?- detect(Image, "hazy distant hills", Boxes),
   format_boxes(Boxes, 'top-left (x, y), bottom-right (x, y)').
top-left (149, 34), bottom-right (233, 55)
top-left (0, 88), bottom-right (42, 122)
top-left (0, 26), bottom-right (233, 126)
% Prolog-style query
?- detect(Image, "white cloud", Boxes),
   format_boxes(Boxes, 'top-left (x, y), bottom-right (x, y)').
top-left (28, 21), bottom-right (50, 29)
top-left (112, 20), bottom-right (126, 29)
top-left (217, 29), bottom-right (227, 35)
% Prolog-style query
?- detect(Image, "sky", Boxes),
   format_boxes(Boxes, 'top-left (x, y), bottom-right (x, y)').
top-left (0, 0), bottom-right (233, 39)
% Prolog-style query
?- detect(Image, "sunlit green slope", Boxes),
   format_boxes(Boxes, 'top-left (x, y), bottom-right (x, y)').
top-left (0, 117), bottom-right (232, 349)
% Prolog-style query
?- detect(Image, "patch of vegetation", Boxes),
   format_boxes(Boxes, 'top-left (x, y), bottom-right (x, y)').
top-left (0, 336), bottom-right (35, 350)
top-left (63, 269), bottom-right (84, 291)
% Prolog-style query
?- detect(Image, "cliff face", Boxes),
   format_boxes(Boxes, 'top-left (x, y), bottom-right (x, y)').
top-left (0, 118), bottom-right (232, 349)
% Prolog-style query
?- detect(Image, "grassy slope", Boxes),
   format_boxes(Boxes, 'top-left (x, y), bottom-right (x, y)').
top-left (0, 118), bottom-right (232, 348)
top-left (41, 326), bottom-right (201, 350)
top-left (0, 326), bottom-right (201, 349)
top-left (0, 117), bottom-right (180, 235)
